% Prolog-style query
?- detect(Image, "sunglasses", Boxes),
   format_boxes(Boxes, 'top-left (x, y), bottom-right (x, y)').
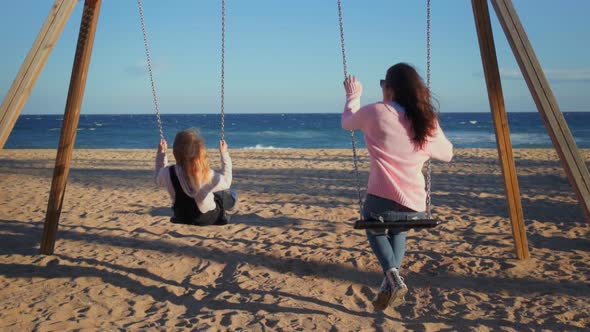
top-left (380, 79), bottom-right (386, 88)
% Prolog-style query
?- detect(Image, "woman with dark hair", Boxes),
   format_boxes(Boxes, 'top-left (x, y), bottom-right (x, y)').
top-left (342, 63), bottom-right (453, 310)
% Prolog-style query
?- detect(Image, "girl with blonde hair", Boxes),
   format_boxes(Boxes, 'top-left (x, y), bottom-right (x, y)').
top-left (155, 129), bottom-right (237, 226)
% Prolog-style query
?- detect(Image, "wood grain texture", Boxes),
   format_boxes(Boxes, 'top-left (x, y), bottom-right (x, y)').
top-left (491, 0), bottom-right (590, 224)
top-left (472, 0), bottom-right (529, 259)
top-left (41, 0), bottom-right (103, 255)
top-left (0, 0), bottom-right (77, 149)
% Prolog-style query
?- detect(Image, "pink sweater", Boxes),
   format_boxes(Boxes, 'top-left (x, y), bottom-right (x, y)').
top-left (342, 97), bottom-right (453, 212)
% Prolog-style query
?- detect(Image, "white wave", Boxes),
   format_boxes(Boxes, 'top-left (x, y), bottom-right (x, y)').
top-left (509, 133), bottom-right (551, 145)
top-left (256, 130), bottom-right (283, 136)
top-left (447, 131), bottom-right (553, 147)
top-left (257, 130), bottom-right (326, 138)
top-left (242, 144), bottom-right (286, 150)
top-left (49, 128), bottom-right (60, 131)
top-left (469, 120), bottom-right (478, 125)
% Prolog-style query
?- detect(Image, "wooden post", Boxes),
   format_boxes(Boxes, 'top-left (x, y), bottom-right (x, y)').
top-left (40, 0), bottom-right (102, 255)
top-left (0, 0), bottom-right (77, 149)
top-left (491, 0), bottom-right (590, 224)
top-left (472, 0), bottom-right (529, 259)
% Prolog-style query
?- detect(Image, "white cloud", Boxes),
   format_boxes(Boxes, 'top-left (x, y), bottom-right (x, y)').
top-left (499, 68), bottom-right (590, 82)
top-left (498, 68), bottom-right (522, 80)
top-left (125, 59), bottom-right (168, 76)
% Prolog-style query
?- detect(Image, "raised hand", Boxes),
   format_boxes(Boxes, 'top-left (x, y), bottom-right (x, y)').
top-left (343, 75), bottom-right (363, 98)
top-left (219, 139), bottom-right (228, 153)
top-left (158, 139), bottom-right (167, 153)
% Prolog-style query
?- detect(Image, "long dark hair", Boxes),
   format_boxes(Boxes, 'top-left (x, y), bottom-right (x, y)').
top-left (384, 63), bottom-right (437, 150)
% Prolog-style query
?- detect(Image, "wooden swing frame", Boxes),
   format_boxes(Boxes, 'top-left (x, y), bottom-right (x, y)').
top-left (0, 0), bottom-right (588, 258)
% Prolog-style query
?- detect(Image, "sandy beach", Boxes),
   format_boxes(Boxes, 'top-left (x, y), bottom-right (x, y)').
top-left (0, 148), bottom-right (589, 331)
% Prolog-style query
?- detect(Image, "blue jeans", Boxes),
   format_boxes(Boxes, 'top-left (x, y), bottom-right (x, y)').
top-left (363, 194), bottom-right (426, 273)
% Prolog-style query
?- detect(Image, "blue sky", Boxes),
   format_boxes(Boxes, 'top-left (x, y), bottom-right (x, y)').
top-left (1, 0), bottom-right (589, 114)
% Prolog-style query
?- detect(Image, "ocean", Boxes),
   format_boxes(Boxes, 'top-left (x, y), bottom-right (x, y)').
top-left (4, 112), bottom-right (590, 149)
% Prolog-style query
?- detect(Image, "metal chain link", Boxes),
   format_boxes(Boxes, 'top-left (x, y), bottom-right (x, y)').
top-left (220, 0), bottom-right (226, 141)
top-left (349, 130), bottom-right (363, 218)
top-left (337, 0), bottom-right (348, 78)
top-left (425, 0), bottom-right (433, 219)
top-left (136, 0), bottom-right (164, 141)
top-left (337, 0), bottom-right (363, 218)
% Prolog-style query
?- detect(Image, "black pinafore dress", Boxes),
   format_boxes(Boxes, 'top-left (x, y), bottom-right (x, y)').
top-left (169, 165), bottom-right (226, 226)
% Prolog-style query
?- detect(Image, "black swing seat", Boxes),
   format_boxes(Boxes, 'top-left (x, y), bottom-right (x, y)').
top-left (354, 214), bottom-right (440, 230)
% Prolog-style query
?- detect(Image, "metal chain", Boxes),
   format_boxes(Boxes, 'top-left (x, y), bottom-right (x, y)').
top-left (337, 0), bottom-right (348, 78)
top-left (337, 0), bottom-right (363, 218)
top-left (136, 0), bottom-right (164, 141)
top-left (349, 129), bottom-right (363, 218)
top-left (220, 0), bottom-right (226, 141)
top-left (425, 0), bottom-right (433, 219)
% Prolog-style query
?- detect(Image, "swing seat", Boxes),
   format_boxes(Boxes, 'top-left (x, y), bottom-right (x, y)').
top-left (353, 214), bottom-right (440, 230)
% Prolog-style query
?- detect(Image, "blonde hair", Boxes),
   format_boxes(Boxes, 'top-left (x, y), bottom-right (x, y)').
top-left (173, 129), bottom-right (211, 189)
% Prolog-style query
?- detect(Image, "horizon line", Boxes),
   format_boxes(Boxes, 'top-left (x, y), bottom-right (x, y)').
top-left (18, 110), bottom-right (590, 116)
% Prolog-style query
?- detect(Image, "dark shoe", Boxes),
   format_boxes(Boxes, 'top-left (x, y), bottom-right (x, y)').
top-left (227, 189), bottom-right (239, 212)
top-left (372, 277), bottom-right (393, 310)
top-left (214, 212), bottom-right (230, 226)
